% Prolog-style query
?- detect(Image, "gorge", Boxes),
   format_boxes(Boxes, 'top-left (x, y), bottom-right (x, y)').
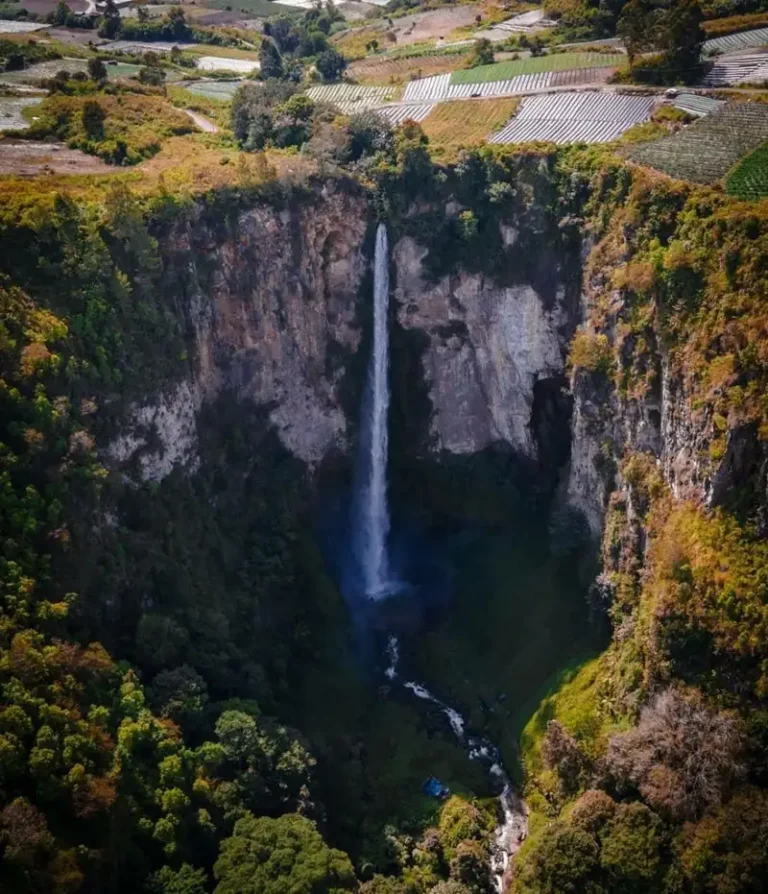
top-left (1, 145), bottom-right (767, 894)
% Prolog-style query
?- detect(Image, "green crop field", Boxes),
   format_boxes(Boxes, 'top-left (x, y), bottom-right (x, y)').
top-left (203, 0), bottom-right (297, 15)
top-left (727, 142), bottom-right (768, 200)
top-left (449, 52), bottom-right (626, 85)
top-left (628, 102), bottom-right (768, 184)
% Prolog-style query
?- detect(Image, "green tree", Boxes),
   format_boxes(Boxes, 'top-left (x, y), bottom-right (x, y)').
top-left (315, 47), bottom-right (346, 82)
top-left (259, 37), bottom-right (283, 80)
top-left (598, 802), bottom-right (663, 891)
top-left (53, 1), bottom-right (71, 26)
top-left (515, 823), bottom-right (604, 894)
top-left (148, 864), bottom-right (209, 894)
top-left (99, 0), bottom-right (121, 39)
top-left (467, 38), bottom-right (494, 68)
top-left (87, 57), bottom-right (107, 81)
top-left (213, 814), bottom-right (357, 894)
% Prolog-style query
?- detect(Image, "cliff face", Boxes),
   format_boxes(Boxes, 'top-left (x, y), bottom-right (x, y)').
top-left (108, 182), bottom-right (369, 480)
top-left (393, 234), bottom-right (573, 458)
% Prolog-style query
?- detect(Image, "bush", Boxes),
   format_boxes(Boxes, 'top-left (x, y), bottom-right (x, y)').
top-left (603, 688), bottom-right (745, 820)
top-left (315, 47), bottom-right (347, 82)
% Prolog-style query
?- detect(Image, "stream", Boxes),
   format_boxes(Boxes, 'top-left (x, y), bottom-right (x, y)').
top-left (384, 635), bottom-right (528, 891)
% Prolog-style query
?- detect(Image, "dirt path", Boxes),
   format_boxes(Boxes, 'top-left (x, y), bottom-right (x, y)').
top-left (185, 109), bottom-right (219, 133)
top-left (0, 140), bottom-right (114, 176)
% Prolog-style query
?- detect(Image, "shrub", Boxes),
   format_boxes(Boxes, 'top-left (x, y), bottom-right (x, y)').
top-left (568, 331), bottom-right (614, 377)
top-left (603, 688), bottom-right (745, 820)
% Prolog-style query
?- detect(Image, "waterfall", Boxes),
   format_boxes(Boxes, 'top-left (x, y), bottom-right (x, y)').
top-left (356, 223), bottom-right (392, 600)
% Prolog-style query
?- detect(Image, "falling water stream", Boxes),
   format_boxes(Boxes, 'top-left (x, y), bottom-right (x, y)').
top-left (355, 223), bottom-right (393, 600)
top-left (356, 224), bottom-right (527, 890)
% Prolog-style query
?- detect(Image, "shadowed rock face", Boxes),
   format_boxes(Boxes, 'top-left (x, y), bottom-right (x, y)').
top-left (394, 235), bottom-right (573, 459)
top-left (107, 183), bottom-right (370, 479)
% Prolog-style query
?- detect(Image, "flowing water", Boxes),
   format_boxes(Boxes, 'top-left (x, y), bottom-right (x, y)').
top-left (359, 227), bottom-right (527, 889)
top-left (355, 223), bottom-right (392, 600)
top-left (385, 634), bottom-right (528, 891)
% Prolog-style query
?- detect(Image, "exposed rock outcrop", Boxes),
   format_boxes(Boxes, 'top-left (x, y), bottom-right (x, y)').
top-left (107, 183), bottom-right (369, 480)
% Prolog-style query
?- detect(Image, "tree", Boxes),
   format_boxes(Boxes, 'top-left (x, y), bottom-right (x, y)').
top-left (148, 864), bottom-right (209, 894)
top-left (99, 0), bottom-right (121, 39)
top-left (542, 720), bottom-right (588, 795)
top-left (149, 665), bottom-right (208, 729)
top-left (87, 57), bottom-right (107, 81)
top-left (53, 1), bottom-right (71, 26)
top-left (656, 0), bottom-right (703, 80)
top-left (213, 814), bottom-right (357, 894)
top-left (259, 37), bottom-right (283, 80)
top-left (617, 0), bottom-right (655, 66)
top-left (514, 823), bottom-right (604, 894)
top-left (137, 4), bottom-right (150, 22)
top-left (81, 100), bottom-right (106, 139)
top-left (138, 65), bottom-right (166, 86)
top-left (604, 688), bottom-right (745, 820)
top-left (467, 38), bottom-right (494, 68)
top-left (167, 6), bottom-right (189, 40)
top-left (599, 802), bottom-right (663, 890)
top-left (315, 47), bottom-right (346, 82)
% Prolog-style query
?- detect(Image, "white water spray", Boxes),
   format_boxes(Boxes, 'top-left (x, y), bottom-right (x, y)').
top-left (356, 223), bottom-right (392, 599)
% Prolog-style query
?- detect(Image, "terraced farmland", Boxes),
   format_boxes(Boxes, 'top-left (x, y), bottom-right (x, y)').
top-left (704, 26), bottom-right (768, 54)
top-left (348, 53), bottom-right (465, 85)
top-left (628, 102), bottom-right (768, 183)
top-left (421, 98), bottom-right (519, 150)
top-left (449, 52), bottom-right (625, 85)
top-left (490, 92), bottom-right (656, 145)
top-left (183, 80), bottom-right (243, 100)
top-left (306, 83), bottom-right (393, 113)
top-left (702, 54), bottom-right (768, 85)
top-left (726, 142), bottom-right (768, 199)
top-left (375, 103), bottom-right (435, 126)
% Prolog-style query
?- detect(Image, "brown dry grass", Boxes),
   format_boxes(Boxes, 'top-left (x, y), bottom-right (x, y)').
top-left (422, 97), bottom-right (520, 157)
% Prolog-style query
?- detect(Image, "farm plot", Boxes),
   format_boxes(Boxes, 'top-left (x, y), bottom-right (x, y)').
top-left (475, 9), bottom-right (556, 42)
top-left (628, 102), bottom-right (768, 183)
top-left (375, 103), bottom-right (435, 126)
top-left (0, 58), bottom-right (88, 85)
top-left (704, 27), bottom-right (768, 54)
top-left (0, 20), bottom-right (49, 33)
top-left (403, 71), bottom-right (553, 101)
top-left (422, 98), bottom-right (520, 150)
top-left (183, 79), bottom-right (243, 99)
top-left (550, 66), bottom-right (616, 87)
top-left (0, 139), bottom-right (114, 175)
top-left (202, 0), bottom-right (296, 14)
top-left (702, 54), bottom-right (768, 85)
top-left (196, 56), bottom-right (260, 73)
top-left (449, 52), bottom-right (625, 85)
top-left (726, 142), bottom-right (768, 200)
top-left (671, 93), bottom-right (725, 117)
top-left (490, 92), bottom-right (656, 145)
top-left (306, 83), bottom-right (393, 111)
top-left (0, 95), bottom-right (41, 131)
top-left (348, 53), bottom-right (466, 85)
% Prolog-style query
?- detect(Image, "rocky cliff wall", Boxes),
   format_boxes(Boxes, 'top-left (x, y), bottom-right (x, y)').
top-left (107, 183), bottom-right (370, 480)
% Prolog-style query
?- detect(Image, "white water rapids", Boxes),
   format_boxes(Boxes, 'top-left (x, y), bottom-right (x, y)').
top-left (385, 635), bottom-right (528, 891)
top-left (355, 223), bottom-right (392, 600)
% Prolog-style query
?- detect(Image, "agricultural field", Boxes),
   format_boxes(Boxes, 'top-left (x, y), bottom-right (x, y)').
top-left (375, 102), bottom-right (435, 126)
top-left (421, 97), bottom-right (520, 152)
top-left (0, 139), bottom-right (114, 175)
top-left (449, 52), bottom-right (626, 85)
top-left (306, 82), bottom-right (394, 112)
top-left (726, 142), bottom-right (768, 200)
top-left (388, 5), bottom-right (480, 48)
top-left (702, 54), bottom-right (768, 86)
top-left (182, 79), bottom-right (243, 99)
top-left (195, 55), bottom-right (260, 72)
top-left (628, 102), bottom-right (768, 184)
top-left (490, 91), bottom-right (656, 145)
top-left (201, 0), bottom-right (296, 15)
top-left (348, 53), bottom-right (466, 86)
top-left (0, 58), bottom-right (89, 84)
top-left (0, 20), bottom-right (49, 32)
top-left (703, 26), bottom-right (768, 54)
top-left (0, 94), bottom-right (41, 130)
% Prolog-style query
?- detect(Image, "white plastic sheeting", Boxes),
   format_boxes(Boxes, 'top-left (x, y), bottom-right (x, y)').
top-left (490, 91), bottom-right (656, 145)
